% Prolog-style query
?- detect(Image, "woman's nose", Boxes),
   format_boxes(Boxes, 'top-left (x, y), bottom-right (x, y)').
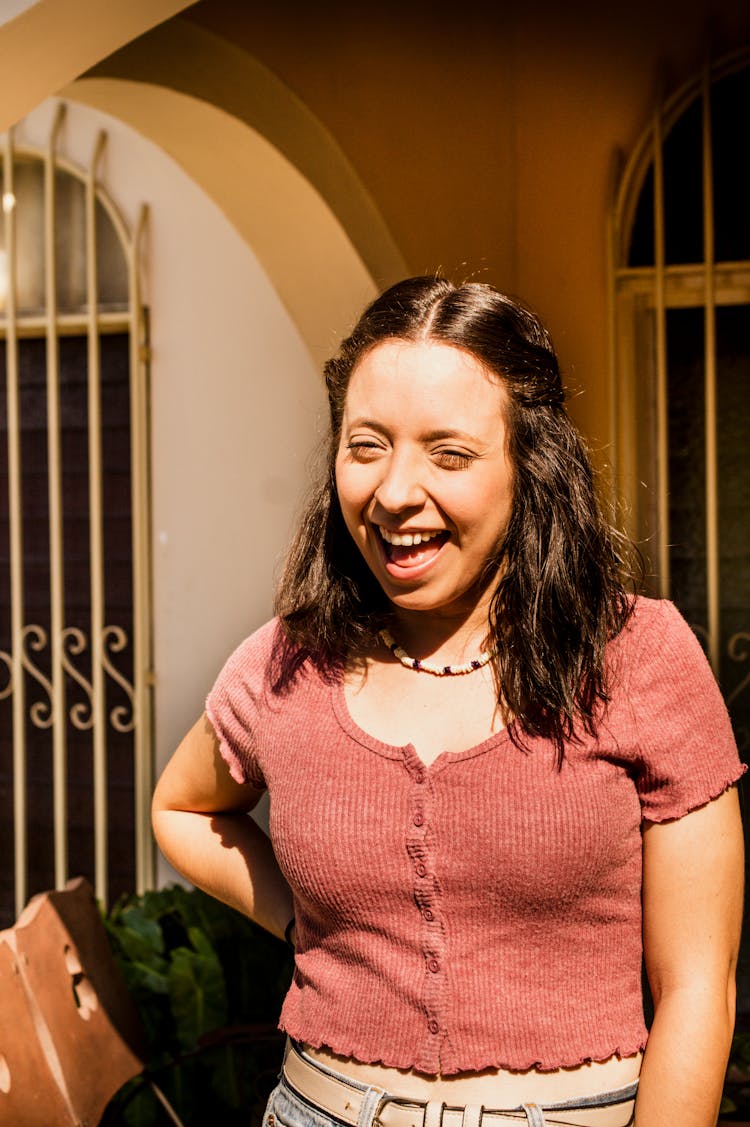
top-left (373, 450), bottom-right (426, 513)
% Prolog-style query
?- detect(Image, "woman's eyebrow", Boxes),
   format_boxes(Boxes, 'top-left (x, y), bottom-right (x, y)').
top-left (344, 420), bottom-right (486, 443)
top-left (421, 427), bottom-right (477, 442)
top-left (344, 416), bottom-right (388, 433)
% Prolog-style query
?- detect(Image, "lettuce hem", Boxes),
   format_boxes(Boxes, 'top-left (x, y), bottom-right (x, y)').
top-left (641, 763), bottom-right (747, 825)
top-left (278, 1022), bottom-right (647, 1077)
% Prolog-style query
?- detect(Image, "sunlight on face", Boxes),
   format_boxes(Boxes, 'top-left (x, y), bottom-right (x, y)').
top-left (335, 339), bottom-right (512, 622)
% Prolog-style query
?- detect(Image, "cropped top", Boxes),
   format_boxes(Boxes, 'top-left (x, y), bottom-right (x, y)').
top-left (206, 597), bottom-right (745, 1075)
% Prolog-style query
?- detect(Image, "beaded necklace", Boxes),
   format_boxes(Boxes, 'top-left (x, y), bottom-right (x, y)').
top-left (379, 628), bottom-right (496, 676)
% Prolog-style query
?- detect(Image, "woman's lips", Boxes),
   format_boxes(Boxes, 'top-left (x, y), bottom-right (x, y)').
top-left (377, 527), bottom-right (450, 574)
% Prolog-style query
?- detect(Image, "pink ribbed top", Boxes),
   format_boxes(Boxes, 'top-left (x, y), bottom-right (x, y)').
top-left (206, 597), bottom-right (745, 1074)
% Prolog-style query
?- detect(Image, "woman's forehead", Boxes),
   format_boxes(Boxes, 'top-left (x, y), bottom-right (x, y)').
top-left (342, 339), bottom-right (507, 439)
top-left (347, 339), bottom-right (503, 397)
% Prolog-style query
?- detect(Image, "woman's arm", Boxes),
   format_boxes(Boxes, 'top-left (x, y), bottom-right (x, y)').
top-left (635, 786), bottom-right (744, 1126)
top-left (152, 712), bottom-right (294, 941)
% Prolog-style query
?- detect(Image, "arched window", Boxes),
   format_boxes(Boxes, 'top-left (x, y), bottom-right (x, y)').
top-left (0, 105), bottom-right (152, 923)
top-left (611, 51), bottom-right (750, 760)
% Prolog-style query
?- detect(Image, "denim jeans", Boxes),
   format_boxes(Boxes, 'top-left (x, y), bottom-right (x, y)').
top-left (263, 1043), bottom-right (638, 1127)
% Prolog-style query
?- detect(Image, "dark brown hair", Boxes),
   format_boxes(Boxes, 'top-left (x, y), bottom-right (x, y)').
top-left (274, 275), bottom-right (637, 760)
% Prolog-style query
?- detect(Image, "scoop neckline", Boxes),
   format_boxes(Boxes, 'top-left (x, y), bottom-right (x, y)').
top-left (330, 674), bottom-right (513, 773)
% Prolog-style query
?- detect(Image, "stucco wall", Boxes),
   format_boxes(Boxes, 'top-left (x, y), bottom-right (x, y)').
top-left (182, 0), bottom-right (750, 458)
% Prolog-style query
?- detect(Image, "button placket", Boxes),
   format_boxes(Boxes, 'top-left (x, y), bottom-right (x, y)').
top-left (404, 755), bottom-right (447, 1066)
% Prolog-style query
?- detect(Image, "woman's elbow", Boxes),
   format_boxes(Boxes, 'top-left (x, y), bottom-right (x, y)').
top-left (649, 961), bottom-right (738, 1037)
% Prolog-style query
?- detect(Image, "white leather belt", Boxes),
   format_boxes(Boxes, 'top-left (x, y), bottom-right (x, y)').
top-left (281, 1043), bottom-right (527, 1126)
top-left (280, 1043), bottom-right (638, 1127)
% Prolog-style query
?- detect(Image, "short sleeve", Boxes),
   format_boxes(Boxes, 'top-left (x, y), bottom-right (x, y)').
top-left (205, 618), bottom-right (280, 790)
top-left (621, 599), bottom-right (746, 822)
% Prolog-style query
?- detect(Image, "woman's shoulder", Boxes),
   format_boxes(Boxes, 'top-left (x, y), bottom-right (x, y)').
top-left (614, 594), bottom-right (694, 652)
top-left (218, 616), bottom-right (284, 672)
top-left (607, 596), bottom-right (717, 699)
top-left (606, 598), bottom-right (744, 821)
top-left (209, 616), bottom-right (302, 698)
top-left (212, 616), bottom-right (324, 699)
top-left (609, 595), bottom-right (729, 717)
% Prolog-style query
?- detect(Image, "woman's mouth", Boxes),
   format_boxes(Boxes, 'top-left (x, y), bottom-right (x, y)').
top-left (377, 526), bottom-right (450, 571)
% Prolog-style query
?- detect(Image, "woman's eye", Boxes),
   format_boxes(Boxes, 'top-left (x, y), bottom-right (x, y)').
top-left (434, 450), bottom-right (474, 469)
top-left (346, 441), bottom-right (383, 461)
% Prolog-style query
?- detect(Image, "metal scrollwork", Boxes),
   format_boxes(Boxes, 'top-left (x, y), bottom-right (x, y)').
top-left (102, 626), bottom-right (135, 733)
top-left (0, 648), bottom-right (13, 701)
top-left (61, 627), bottom-right (94, 731)
top-left (726, 632), bottom-right (750, 754)
top-left (21, 625), bottom-right (53, 729)
top-left (3, 625), bottom-right (138, 733)
top-left (727, 632), bottom-right (750, 709)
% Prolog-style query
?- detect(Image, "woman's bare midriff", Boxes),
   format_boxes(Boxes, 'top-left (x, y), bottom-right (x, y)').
top-left (302, 1044), bottom-right (643, 1104)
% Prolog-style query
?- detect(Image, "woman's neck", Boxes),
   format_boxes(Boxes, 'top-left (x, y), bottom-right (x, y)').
top-left (387, 606), bottom-right (493, 665)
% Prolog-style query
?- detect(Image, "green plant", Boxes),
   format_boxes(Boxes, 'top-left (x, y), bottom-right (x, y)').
top-left (102, 885), bottom-right (293, 1126)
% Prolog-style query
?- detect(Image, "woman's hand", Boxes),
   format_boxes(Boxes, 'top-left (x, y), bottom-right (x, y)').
top-left (636, 786), bottom-right (744, 1126)
top-left (151, 713), bottom-right (294, 942)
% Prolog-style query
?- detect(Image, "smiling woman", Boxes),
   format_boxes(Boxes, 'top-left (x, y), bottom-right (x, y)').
top-left (277, 278), bottom-right (632, 759)
top-left (153, 276), bottom-right (746, 1127)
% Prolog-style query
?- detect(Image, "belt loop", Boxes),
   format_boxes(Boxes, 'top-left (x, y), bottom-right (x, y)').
top-left (358, 1086), bottom-right (386, 1127)
top-left (424, 1100), bottom-right (446, 1127)
top-left (280, 1038), bottom-right (292, 1080)
top-left (461, 1104), bottom-right (483, 1127)
top-left (521, 1105), bottom-right (546, 1127)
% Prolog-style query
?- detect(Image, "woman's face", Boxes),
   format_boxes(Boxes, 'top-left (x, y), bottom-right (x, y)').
top-left (335, 338), bottom-right (513, 621)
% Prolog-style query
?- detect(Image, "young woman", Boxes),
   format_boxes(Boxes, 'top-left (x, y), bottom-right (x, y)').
top-left (153, 277), bottom-right (745, 1127)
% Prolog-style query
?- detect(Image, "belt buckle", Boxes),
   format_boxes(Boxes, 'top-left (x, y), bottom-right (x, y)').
top-left (371, 1090), bottom-right (395, 1127)
top-left (373, 1092), bottom-right (421, 1127)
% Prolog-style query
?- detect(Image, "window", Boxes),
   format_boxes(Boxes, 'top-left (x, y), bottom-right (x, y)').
top-left (0, 107), bottom-right (152, 924)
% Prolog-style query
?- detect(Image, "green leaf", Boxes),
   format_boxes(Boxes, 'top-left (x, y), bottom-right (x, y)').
top-left (186, 925), bottom-right (216, 959)
top-left (103, 883), bottom-right (292, 1081)
top-left (167, 942), bottom-right (228, 1052)
top-left (120, 959), bottom-right (170, 996)
top-left (113, 906), bottom-right (166, 965)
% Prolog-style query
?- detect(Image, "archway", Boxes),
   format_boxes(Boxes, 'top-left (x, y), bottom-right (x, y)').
top-left (66, 75), bottom-right (388, 365)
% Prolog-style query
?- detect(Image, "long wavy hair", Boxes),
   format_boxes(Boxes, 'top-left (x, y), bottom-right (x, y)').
top-left (274, 275), bottom-right (638, 760)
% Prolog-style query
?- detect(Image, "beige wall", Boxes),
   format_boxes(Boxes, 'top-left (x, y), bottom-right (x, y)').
top-left (178, 0), bottom-right (749, 455)
top-left (183, 0), bottom-right (519, 289)
top-left (0, 0), bottom-right (194, 132)
top-left (65, 74), bottom-right (384, 368)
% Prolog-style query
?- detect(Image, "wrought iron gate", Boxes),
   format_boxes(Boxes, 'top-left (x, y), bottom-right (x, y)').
top-left (0, 104), bottom-right (153, 920)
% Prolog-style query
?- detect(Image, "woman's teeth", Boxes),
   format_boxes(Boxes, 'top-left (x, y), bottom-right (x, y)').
top-left (378, 528), bottom-right (442, 547)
